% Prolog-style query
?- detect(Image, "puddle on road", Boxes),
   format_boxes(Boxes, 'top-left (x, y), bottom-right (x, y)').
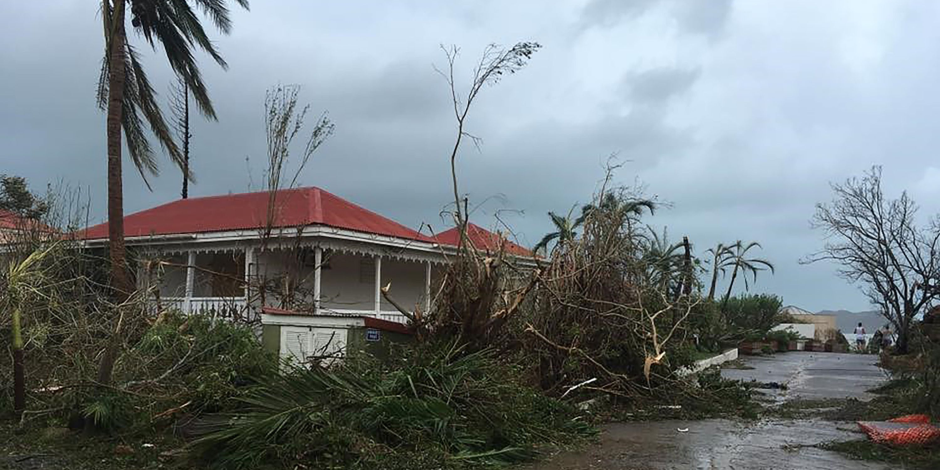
top-left (527, 353), bottom-right (891, 470)
top-left (526, 419), bottom-right (890, 470)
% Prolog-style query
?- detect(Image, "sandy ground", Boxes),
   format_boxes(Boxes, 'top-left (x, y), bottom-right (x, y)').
top-left (527, 352), bottom-right (896, 470)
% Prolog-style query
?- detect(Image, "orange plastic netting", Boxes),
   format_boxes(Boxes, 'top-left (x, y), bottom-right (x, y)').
top-left (858, 415), bottom-right (940, 446)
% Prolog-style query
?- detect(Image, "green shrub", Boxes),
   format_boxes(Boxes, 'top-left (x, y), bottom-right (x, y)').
top-left (723, 294), bottom-right (785, 338)
top-left (764, 329), bottom-right (800, 344)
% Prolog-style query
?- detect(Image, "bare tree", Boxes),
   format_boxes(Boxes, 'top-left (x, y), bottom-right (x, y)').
top-left (437, 42), bottom-right (540, 246)
top-left (805, 166), bottom-right (940, 353)
top-left (261, 85), bottom-right (333, 239)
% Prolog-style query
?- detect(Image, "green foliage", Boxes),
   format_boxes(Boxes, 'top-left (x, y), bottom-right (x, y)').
top-left (764, 329), bottom-right (801, 344)
top-left (192, 342), bottom-right (593, 469)
top-left (131, 312), bottom-right (276, 414)
top-left (687, 299), bottom-right (726, 352)
top-left (0, 174), bottom-right (47, 219)
top-left (82, 390), bottom-right (136, 433)
top-left (722, 294), bottom-right (785, 336)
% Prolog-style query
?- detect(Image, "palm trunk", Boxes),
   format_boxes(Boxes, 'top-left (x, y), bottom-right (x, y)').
top-left (181, 81), bottom-right (190, 199)
top-left (12, 307), bottom-right (25, 417)
top-left (681, 236), bottom-right (692, 296)
top-left (722, 264), bottom-right (739, 308)
top-left (707, 264), bottom-right (719, 301)
top-left (100, 0), bottom-right (128, 388)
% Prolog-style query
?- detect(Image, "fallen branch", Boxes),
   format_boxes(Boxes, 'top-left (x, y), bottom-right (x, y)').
top-left (380, 283), bottom-right (418, 323)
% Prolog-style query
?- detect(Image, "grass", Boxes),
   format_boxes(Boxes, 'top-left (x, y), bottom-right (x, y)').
top-left (819, 440), bottom-right (940, 469)
top-left (0, 419), bottom-right (191, 470)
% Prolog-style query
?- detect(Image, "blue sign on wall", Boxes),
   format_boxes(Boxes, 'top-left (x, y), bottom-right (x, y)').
top-left (366, 328), bottom-right (381, 342)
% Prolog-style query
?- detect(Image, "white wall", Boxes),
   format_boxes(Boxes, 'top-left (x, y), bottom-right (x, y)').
top-left (158, 254), bottom-right (187, 297)
top-left (319, 252), bottom-right (375, 310)
top-left (772, 323), bottom-right (816, 339)
top-left (257, 250), bottom-right (430, 312)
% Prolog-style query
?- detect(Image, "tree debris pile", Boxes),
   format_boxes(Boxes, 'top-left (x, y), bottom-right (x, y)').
top-left (192, 343), bottom-right (592, 470)
top-left (0, 239), bottom-right (276, 433)
top-left (523, 188), bottom-right (698, 397)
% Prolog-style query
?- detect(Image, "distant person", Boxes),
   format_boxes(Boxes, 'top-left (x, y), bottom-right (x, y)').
top-left (881, 325), bottom-right (893, 349)
top-left (854, 322), bottom-right (866, 350)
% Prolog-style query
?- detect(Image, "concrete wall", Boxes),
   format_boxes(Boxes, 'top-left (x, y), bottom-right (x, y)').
top-left (772, 323), bottom-right (816, 339)
top-left (261, 317), bottom-right (414, 362)
top-left (808, 314), bottom-right (838, 340)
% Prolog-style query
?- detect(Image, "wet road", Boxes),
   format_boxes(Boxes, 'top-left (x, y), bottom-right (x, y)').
top-left (528, 352), bottom-right (894, 470)
top-left (721, 351), bottom-right (887, 403)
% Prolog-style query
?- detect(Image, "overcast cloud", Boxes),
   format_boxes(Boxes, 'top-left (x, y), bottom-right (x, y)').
top-left (3, 0), bottom-right (940, 313)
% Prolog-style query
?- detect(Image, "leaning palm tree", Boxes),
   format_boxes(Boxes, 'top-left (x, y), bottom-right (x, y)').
top-left (533, 206), bottom-right (588, 254)
top-left (705, 243), bottom-right (735, 300)
top-left (721, 241), bottom-right (775, 304)
top-left (97, 0), bottom-right (249, 383)
top-left (98, 0), bottom-right (249, 298)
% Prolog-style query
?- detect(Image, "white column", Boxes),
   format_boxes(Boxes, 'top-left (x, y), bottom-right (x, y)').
top-left (184, 251), bottom-right (196, 314)
top-left (425, 261), bottom-right (432, 314)
top-left (313, 247), bottom-right (322, 314)
top-left (374, 255), bottom-right (382, 316)
top-left (244, 246), bottom-right (255, 320)
top-left (244, 246), bottom-right (255, 297)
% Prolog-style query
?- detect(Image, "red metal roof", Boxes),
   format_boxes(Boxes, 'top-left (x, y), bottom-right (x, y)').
top-left (0, 209), bottom-right (54, 233)
top-left (435, 223), bottom-right (533, 257)
top-left (79, 187), bottom-right (436, 243)
top-left (0, 209), bottom-right (20, 230)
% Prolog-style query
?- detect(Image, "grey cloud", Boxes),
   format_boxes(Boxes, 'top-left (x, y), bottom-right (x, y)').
top-left (579, 0), bottom-right (658, 29)
top-left (8, 0), bottom-right (940, 314)
top-left (624, 67), bottom-right (701, 105)
top-left (674, 0), bottom-right (733, 38)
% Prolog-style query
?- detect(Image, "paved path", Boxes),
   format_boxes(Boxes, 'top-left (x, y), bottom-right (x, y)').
top-left (721, 351), bottom-right (887, 403)
top-left (528, 352), bottom-right (895, 470)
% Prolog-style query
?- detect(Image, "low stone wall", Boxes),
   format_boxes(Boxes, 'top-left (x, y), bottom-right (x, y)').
top-left (676, 348), bottom-right (739, 377)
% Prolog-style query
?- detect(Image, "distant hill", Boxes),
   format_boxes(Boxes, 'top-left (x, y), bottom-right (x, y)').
top-left (817, 309), bottom-right (886, 333)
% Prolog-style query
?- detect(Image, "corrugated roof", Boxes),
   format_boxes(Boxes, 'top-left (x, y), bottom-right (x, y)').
top-left (435, 223), bottom-right (533, 257)
top-left (79, 187), bottom-right (436, 243)
top-left (0, 209), bottom-right (21, 230)
top-left (0, 209), bottom-right (54, 233)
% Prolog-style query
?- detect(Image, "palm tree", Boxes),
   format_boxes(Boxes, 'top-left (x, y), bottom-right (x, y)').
top-left (97, 0), bottom-right (248, 383)
top-left (721, 241), bottom-right (775, 304)
top-left (533, 206), bottom-right (588, 254)
top-left (642, 226), bottom-right (685, 291)
top-left (582, 193), bottom-right (656, 222)
top-left (705, 243), bottom-right (735, 300)
top-left (99, 0), bottom-right (248, 297)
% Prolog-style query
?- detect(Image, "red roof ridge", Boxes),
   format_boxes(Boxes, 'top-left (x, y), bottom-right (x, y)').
top-left (78, 186), bottom-right (436, 243)
top-left (309, 187), bottom-right (323, 221)
top-left (435, 222), bottom-right (533, 257)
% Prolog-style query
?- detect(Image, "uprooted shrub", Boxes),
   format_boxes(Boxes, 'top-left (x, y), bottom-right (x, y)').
top-left (521, 187), bottom-right (700, 397)
top-left (191, 342), bottom-right (593, 469)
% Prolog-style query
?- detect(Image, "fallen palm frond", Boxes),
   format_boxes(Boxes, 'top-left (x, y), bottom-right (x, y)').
top-left (191, 342), bottom-right (592, 469)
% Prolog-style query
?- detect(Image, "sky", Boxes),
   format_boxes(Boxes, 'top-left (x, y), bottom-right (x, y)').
top-left (3, 0), bottom-right (940, 313)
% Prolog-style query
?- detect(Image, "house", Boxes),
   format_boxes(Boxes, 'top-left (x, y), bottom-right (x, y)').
top-left (777, 305), bottom-right (838, 341)
top-left (78, 187), bottom-right (534, 332)
top-left (0, 209), bottom-right (53, 244)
